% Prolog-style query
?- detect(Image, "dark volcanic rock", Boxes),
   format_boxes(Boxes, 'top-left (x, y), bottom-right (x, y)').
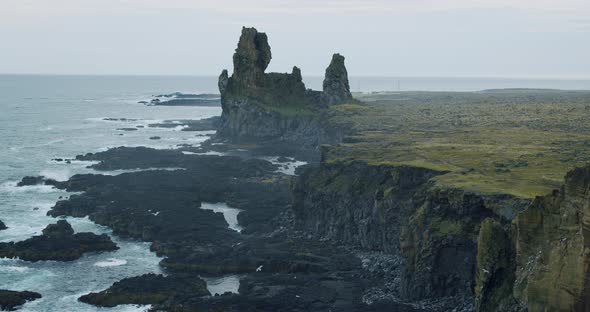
top-left (0, 220), bottom-right (6, 231)
top-left (0, 220), bottom-right (118, 262)
top-left (42, 220), bottom-right (74, 237)
top-left (79, 273), bottom-right (209, 307)
top-left (0, 290), bottom-right (41, 311)
top-left (216, 27), bottom-right (354, 150)
top-left (323, 53), bottom-right (353, 105)
top-left (16, 176), bottom-right (45, 187)
top-left (16, 176), bottom-right (58, 187)
top-left (291, 161), bottom-right (530, 310)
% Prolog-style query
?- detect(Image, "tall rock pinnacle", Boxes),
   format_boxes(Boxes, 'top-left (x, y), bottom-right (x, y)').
top-left (231, 27), bottom-right (272, 88)
top-left (323, 53), bottom-right (352, 104)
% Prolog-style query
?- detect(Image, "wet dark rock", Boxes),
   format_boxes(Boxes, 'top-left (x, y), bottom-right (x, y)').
top-left (115, 128), bottom-right (138, 131)
top-left (0, 220), bottom-right (6, 231)
top-left (42, 220), bottom-right (74, 237)
top-left (0, 290), bottom-right (41, 311)
top-left (149, 136), bottom-right (161, 140)
top-left (0, 220), bottom-right (118, 262)
top-left (16, 176), bottom-right (45, 186)
top-left (16, 176), bottom-right (58, 188)
top-left (79, 273), bottom-right (209, 307)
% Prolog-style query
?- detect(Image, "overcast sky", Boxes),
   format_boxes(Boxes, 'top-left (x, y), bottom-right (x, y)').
top-left (1, 0), bottom-right (589, 77)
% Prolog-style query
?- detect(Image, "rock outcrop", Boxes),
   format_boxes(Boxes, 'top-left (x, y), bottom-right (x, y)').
top-left (0, 220), bottom-right (118, 262)
top-left (216, 27), bottom-right (354, 150)
top-left (323, 53), bottom-right (353, 104)
top-left (0, 220), bottom-right (6, 231)
top-left (0, 290), bottom-right (41, 311)
top-left (79, 274), bottom-right (209, 307)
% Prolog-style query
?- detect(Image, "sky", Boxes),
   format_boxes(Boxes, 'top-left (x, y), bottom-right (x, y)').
top-left (0, 0), bottom-right (589, 78)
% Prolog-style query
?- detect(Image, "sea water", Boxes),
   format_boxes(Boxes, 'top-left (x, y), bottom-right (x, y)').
top-left (0, 75), bottom-right (221, 311)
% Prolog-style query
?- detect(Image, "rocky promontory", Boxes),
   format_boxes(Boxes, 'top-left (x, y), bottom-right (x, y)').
top-left (0, 220), bottom-right (118, 262)
top-left (0, 290), bottom-right (41, 311)
top-left (216, 27), bottom-right (354, 151)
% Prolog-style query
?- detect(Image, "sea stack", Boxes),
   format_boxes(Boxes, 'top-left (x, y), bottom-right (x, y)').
top-left (323, 53), bottom-right (352, 104)
top-left (216, 27), bottom-right (354, 150)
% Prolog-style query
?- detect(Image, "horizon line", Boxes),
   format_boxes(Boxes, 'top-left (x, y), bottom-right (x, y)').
top-left (2, 73), bottom-right (590, 81)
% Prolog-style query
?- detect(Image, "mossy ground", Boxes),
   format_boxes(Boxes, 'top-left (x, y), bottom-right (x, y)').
top-left (327, 90), bottom-right (590, 198)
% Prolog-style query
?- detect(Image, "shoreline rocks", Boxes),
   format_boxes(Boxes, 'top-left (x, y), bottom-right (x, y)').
top-left (0, 290), bottom-right (41, 311)
top-left (0, 220), bottom-right (118, 262)
top-left (79, 273), bottom-right (209, 307)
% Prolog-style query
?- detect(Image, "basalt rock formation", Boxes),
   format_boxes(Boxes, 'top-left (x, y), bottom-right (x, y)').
top-left (0, 290), bottom-right (41, 311)
top-left (217, 27), bottom-right (353, 150)
top-left (79, 274), bottom-right (209, 307)
top-left (0, 220), bottom-right (118, 262)
top-left (292, 154), bottom-right (590, 311)
top-left (323, 53), bottom-right (353, 104)
top-left (509, 166), bottom-right (590, 311)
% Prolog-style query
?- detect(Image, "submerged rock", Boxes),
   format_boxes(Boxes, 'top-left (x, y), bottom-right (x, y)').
top-left (0, 290), bottom-right (41, 311)
top-left (0, 220), bottom-right (118, 262)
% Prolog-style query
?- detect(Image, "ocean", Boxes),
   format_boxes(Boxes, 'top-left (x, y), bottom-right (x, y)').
top-left (0, 74), bottom-right (588, 311)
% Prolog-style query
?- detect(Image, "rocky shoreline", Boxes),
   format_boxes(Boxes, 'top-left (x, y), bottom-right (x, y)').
top-left (6, 26), bottom-right (590, 312)
top-left (0, 220), bottom-right (118, 262)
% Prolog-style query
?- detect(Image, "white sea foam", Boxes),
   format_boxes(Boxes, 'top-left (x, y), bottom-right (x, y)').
top-left (0, 265), bottom-right (30, 273)
top-left (0, 181), bottom-right (58, 194)
top-left (182, 151), bottom-right (225, 156)
top-left (262, 156), bottom-right (308, 176)
top-left (94, 258), bottom-right (128, 267)
top-left (202, 275), bottom-right (241, 295)
top-left (39, 168), bottom-right (72, 181)
top-left (200, 203), bottom-right (243, 232)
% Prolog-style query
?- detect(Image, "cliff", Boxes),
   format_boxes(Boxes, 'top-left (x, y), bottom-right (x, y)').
top-left (511, 166), bottom-right (590, 311)
top-left (292, 158), bottom-right (590, 311)
top-left (217, 27), bottom-right (354, 149)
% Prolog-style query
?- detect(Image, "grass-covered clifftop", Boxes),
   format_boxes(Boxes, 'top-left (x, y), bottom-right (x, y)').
top-left (324, 90), bottom-right (590, 198)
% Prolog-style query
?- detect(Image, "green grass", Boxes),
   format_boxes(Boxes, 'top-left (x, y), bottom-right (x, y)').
top-left (326, 90), bottom-right (590, 198)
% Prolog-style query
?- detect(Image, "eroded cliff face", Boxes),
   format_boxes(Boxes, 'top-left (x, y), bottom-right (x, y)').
top-left (216, 27), bottom-right (353, 149)
top-left (292, 160), bottom-right (531, 309)
top-left (512, 166), bottom-right (590, 311)
top-left (293, 158), bottom-right (590, 311)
